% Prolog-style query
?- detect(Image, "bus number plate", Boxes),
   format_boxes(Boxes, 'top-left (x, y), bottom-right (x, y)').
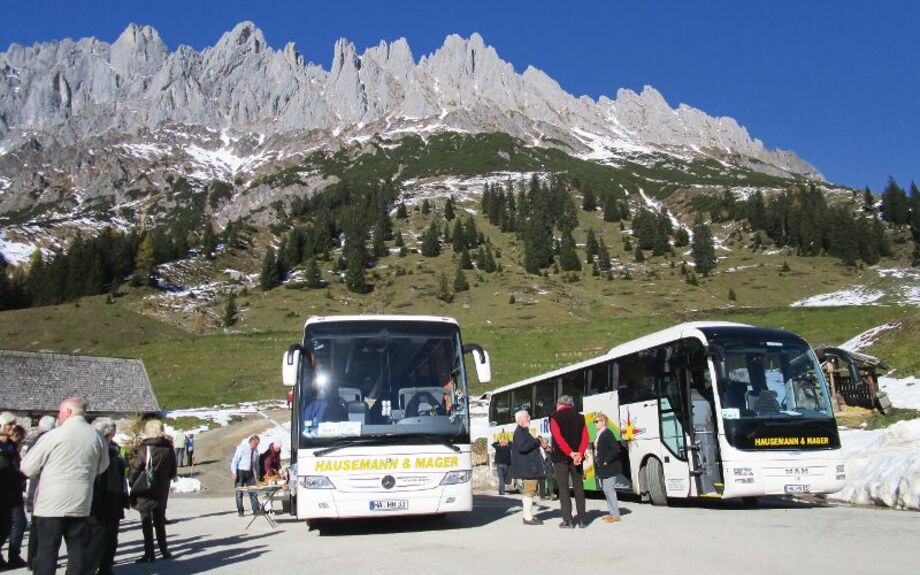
top-left (369, 499), bottom-right (408, 511)
top-left (784, 484), bottom-right (810, 494)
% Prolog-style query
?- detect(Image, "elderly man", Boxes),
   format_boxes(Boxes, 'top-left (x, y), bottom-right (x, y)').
top-left (510, 410), bottom-right (546, 526)
top-left (231, 435), bottom-right (262, 517)
top-left (21, 397), bottom-right (109, 575)
top-left (549, 395), bottom-right (589, 528)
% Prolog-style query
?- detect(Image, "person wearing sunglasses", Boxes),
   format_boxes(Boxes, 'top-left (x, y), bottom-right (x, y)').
top-left (593, 413), bottom-right (624, 523)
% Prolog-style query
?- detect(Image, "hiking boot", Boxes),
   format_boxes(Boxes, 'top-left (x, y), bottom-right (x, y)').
top-left (559, 520), bottom-right (574, 529)
top-left (6, 555), bottom-right (28, 569)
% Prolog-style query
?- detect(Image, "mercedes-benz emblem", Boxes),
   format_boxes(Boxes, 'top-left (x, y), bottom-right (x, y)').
top-left (381, 475), bottom-right (396, 489)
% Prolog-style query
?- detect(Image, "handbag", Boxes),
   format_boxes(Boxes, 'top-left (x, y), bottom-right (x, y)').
top-left (131, 446), bottom-right (155, 498)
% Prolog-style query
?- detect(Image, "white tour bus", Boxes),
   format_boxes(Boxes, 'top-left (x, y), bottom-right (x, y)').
top-left (487, 321), bottom-right (845, 504)
top-left (282, 315), bottom-right (491, 522)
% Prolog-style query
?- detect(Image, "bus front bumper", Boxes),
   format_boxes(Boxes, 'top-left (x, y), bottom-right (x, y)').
top-left (721, 455), bottom-right (846, 498)
top-left (296, 483), bottom-right (472, 519)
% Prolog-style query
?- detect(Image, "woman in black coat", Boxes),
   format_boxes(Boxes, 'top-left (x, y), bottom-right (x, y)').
top-left (509, 410), bottom-right (545, 526)
top-left (130, 420), bottom-right (177, 563)
top-left (594, 413), bottom-right (624, 522)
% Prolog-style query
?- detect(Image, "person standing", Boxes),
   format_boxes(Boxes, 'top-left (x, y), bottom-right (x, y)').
top-left (490, 436), bottom-right (512, 495)
top-left (0, 421), bottom-right (25, 570)
top-left (185, 435), bottom-right (195, 467)
top-left (130, 419), bottom-right (177, 563)
top-left (537, 437), bottom-right (556, 500)
top-left (549, 395), bottom-right (589, 528)
top-left (22, 415), bottom-right (55, 571)
top-left (20, 397), bottom-right (109, 575)
top-left (509, 411), bottom-right (545, 526)
top-left (86, 418), bottom-right (128, 575)
top-left (231, 436), bottom-right (262, 517)
top-left (173, 430), bottom-right (188, 468)
top-left (594, 413), bottom-right (624, 523)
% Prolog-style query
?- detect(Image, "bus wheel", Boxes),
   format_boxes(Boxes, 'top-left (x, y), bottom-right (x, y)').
top-left (645, 457), bottom-right (668, 506)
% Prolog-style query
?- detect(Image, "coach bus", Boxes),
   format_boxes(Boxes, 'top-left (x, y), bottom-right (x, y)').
top-left (487, 321), bottom-right (845, 504)
top-left (282, 315), bottom-right (491, 523)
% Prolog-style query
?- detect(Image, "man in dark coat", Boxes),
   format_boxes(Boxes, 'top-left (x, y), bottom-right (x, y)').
top-left (549, 395), bottom-right (589, 528)
top-left (86, 419), bottom-right (129, 575)
top-left (130, 420), bottom-right (177, 563)
top-left (0, 422), bottom-right (25, 570)
top-left (593, 413), bottom-right (624, 522)
top-left (490, 437), bottom-right (512, 495)
top-left (509, 410), bottom-right (544, 526)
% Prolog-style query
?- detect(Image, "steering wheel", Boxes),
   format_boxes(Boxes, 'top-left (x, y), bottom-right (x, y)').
top-left (406, 391), bottom-right (442, 417)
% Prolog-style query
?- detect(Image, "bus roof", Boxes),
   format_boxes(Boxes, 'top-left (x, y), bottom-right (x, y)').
top-left (489, 321), bottom-right (751, 396)
top-left (302, 314), bottom-right (460, 330)
top-left (606, 321), bottom-right (751, 357)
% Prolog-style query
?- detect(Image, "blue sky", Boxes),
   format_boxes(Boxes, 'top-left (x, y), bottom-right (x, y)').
top-left (2, 0), bottom-right (917, 191)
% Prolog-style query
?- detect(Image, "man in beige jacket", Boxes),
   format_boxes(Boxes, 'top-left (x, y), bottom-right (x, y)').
top-left (21, 396), bottom-right (109, 575)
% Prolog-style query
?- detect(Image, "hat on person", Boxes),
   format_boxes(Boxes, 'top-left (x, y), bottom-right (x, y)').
top-left (0, 412), bottom-right (17, 427)
top-left (557, 395), bottom-right (574, 407)
top-left (37, 415), bottom-right (57, 432)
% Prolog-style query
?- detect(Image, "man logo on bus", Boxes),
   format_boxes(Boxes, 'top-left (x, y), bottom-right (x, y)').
top-left (620, 410), bottom-right (645, 442)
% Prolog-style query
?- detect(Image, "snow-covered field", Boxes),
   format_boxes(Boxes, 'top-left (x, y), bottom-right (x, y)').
top-left (791, 287), bottom-right (886, 307)
top-left (878, 376), bottom-right (920, 410)
top-left (839, 322), bottom-right (900, 352)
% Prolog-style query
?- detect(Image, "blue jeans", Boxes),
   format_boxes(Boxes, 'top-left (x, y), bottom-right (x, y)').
top-left (600, 476), bottom-right (620, 516)
top-left (496, 464), bottom-right (510, 495)
top-left (235, 470), bottom-right (259, 513)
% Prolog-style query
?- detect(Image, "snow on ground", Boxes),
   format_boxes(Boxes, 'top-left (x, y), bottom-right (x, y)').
top-left (399, 172), bottom-right (546, 209)
top-left (878, 377), bottom-right (920, 410)
top-left (183, 138), bottom-right (272, 181)
top-left (163, 401), bottom-right (287, 428)
top-left (831, 420), bottom-right (920, 510)
top-left (171, 477), bottom-right (202, 494)
top-left (791, 287), bottom-right (885, 307)
top-left (637, 188), bottom-right (692, 239)
top-left (838, 322), bottom-right (900, 353)
top-left (117, 142), bottom-right (172, 161)
top-left (235, 417), bottom-right (292, 461)
top-left (0, 229), bottom-right (38, 265)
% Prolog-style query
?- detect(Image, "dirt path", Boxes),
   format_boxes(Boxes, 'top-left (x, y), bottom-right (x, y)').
top-left (179, 416), bottom-right (276, 496)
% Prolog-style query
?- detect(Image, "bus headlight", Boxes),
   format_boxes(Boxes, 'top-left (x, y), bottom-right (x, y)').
top-left (300, 475), bottom-right (336, 489)
top-left (440, 471), bottom-right (471, 485)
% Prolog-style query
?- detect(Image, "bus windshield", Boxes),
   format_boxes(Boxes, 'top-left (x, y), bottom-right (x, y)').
top-left (714, 338), bottom-right (834, 420)
top-left (298, 321), bottom-right (469, 447)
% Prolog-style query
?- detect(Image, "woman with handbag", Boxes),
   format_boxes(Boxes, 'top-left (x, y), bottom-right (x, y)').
top-left (509, 410), bottom-right (545, 526)
top-left (129, 420), bottom-right (177, 563)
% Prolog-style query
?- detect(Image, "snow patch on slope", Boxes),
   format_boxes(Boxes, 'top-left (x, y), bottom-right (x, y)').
top-left (791, 287), bottom-right (885, 307)
top-left (839, 323), bottom-right (901, 353)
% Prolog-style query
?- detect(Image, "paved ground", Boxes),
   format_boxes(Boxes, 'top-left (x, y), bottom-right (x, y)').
top-left (9, 493), bottom-right (917, 574)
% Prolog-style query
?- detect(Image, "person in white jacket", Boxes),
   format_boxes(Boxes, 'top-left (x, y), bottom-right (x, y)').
top-left (21, 396), bottom-right (109, 575)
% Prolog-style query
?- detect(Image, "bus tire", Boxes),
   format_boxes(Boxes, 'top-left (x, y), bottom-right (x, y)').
top-left (645, 457), bottom-right (668, 506)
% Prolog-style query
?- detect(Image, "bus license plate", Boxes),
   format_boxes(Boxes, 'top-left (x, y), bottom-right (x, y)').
top-left (784, 484), bottom-right (810, 494)
top-left (369, 499), bottom-right (408, 511)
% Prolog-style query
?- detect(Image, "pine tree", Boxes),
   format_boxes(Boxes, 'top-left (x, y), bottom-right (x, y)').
top-left (674, 228), bottom-right (690, 248)
top-left (585, 229), bottom-right (599, 259)
top-left (453, 263), bottom-right (469, 292)
top-left (881, 177), bottom-right (910, 225)
top-left (603, 198), bottom-right (617, 222)
top-left (633, 244), bottom-right (645, 263)
top-left (596, 239), bottom-right (612, 271)
top-left (421, 199), bottom-right (432, 215)
top-left (223, 291), bottom-right (238, 327)
top-left (582, 183), bottom-right (597, 212)
top-left (134, 234), bottom-right (156, 287)
top-left (623, 236), bottom-right (633, 252)
top-left (452, 219), bottom-right (465, 252)
top-left (305, 258), bottom-right (324, 289)
top-left (436, 272), bottom-right (453, 303)
top-left (691, 220), bottom-right (717, 276)
top-left (463, 217), bottom-right (479, 248)
top-left (372, 224), bottom-right (388, 258)
top-left (260, 248), bottom-right (280, 290)
top-left (460, 247), bottom-right (474, 270)
top-left (396, 203), bottom-right (409, 219)
top-left (482, 245), bottom-right (497, 273)
top-left (421, 222), bottom-right (441, 257)
top-left (444, 196), bottom-right (456, 221)
top-left (559, 231), bottom-right (582, 272)
top-left (201, 224), bottom-right (217, 259)
top-left (344, 254), bottom-right (369, 293)
top-left (394, 231), bottom-right (404, 247)
top-left (728, 288), bottom-right (737, 302)
top-left (910, 181), bottom-right (920, 240)
top-left (863, 187), bottom-right (876, 213)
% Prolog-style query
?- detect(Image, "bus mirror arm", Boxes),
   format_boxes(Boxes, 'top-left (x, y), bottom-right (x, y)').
top-left (706, 346), bottom-right (728, 382)
top-left (463, 343), bottom-right (492, 384)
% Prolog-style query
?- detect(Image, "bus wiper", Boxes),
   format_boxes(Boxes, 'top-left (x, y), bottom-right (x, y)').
top-left (313, 436), bottom-right (391, 457)
top-left (744, 417), bottom-right (821, 439)
top-left (384, 432), bottom-right (462, 452)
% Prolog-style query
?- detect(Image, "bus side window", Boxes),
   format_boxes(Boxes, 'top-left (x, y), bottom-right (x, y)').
top-left (559, 370), bottom-right (584, 411)
top-left (533, 380), bottom-right (555, 419)
top-left (617, 352), bottom-right (657, 404)
top-left (586, 363), bottom-right (611, 395)
top-left (511, 385), bottom-right (533, 417)
top-left (490, 392), bottom-right (512, 425)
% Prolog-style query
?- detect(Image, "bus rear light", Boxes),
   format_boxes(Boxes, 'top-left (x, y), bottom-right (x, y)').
top-left (301, 476), bottom-right (336, 489)
top-left (440, 471), bottom-right (471, 485)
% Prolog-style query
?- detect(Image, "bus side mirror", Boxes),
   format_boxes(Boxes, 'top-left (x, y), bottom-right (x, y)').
top-left (282, 344), bottom-right (302, 387)
top-left (464, 343), bottom-right (492, 383)
top-left (706, 346), bottom-right (727, 382)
